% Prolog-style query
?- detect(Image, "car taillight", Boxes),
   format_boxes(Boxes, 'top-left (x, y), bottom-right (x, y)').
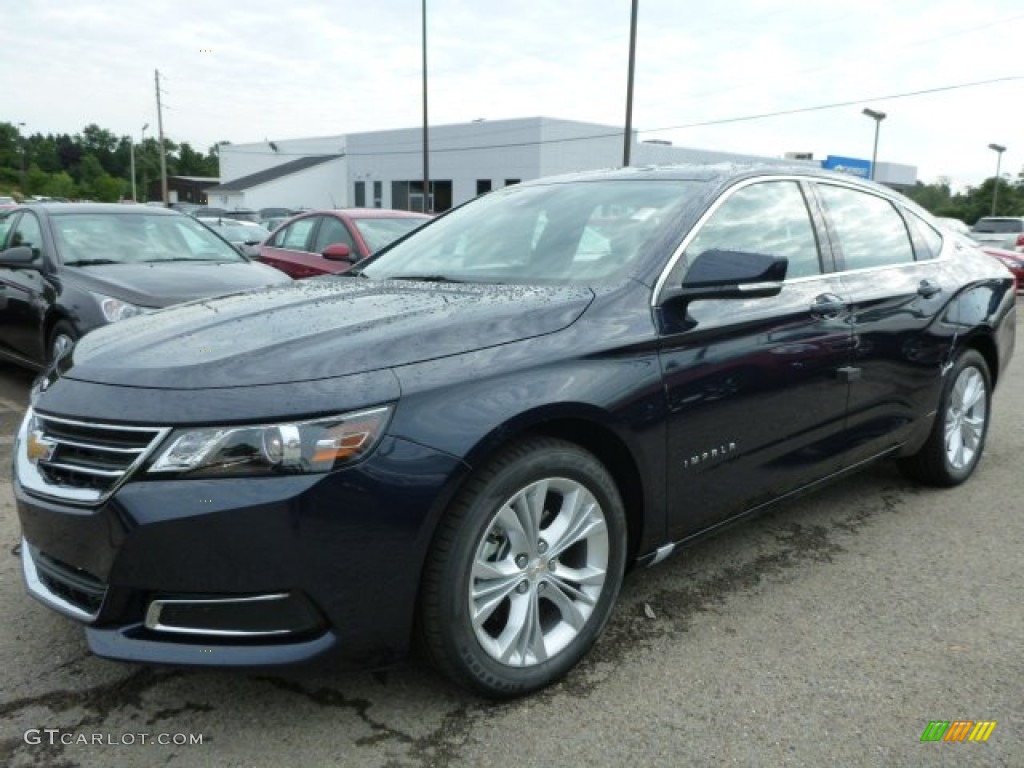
top-left (1015, 234), bottom-right (1024, 248)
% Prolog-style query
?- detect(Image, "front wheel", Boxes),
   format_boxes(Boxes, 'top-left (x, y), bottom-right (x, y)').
top-left (419, 438), bottom-right (627, 698)
top-left (48, 320), bottom-right (79, 365)
top-left (900, 349), bottom-right (991, 487)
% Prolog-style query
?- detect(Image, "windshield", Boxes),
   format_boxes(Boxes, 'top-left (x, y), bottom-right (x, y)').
top-left (362, 179), bottom-right (702, 284)
top-left (52, 212), bottom-right (247, 265)
top-left (352, 217), bottom-right (429, 253)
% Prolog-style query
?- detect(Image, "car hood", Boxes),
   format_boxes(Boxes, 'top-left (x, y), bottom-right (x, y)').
top-left (63, 279), bottom-right (594, 389)
top-left (65, 261), bottom-right (290, 307)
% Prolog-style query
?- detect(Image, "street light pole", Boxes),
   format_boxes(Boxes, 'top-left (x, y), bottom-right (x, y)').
top-left (861, 108), bottom-right (886, 181)
top-left (988, 143), bottom-right (1006, 216)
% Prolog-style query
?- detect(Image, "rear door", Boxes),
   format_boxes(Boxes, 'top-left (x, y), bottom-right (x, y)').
top-left (258, 215), bottom-right (320, 277)
top-left (658, 179), bottom-right (856, 539)
top-left (811, 182), bottom-right (955, 464)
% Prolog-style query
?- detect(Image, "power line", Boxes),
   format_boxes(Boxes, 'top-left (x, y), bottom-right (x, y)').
top-left (219, 75), bottom-right (1022, 160)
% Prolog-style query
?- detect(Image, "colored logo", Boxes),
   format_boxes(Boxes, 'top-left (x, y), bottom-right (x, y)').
top-left (920, 720), bottom-right (997, 742)
top-left (26, 430), bottom-right (56, 464)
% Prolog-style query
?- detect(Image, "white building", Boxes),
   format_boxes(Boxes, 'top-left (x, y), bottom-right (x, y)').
top-left (206, 116), bottom-right (915, 212)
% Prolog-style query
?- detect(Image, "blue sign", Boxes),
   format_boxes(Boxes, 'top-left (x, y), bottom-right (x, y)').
top-left (823, 155), bottom-right (872, 178)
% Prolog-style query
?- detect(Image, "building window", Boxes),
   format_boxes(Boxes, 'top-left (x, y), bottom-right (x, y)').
top-left (373, 181), bottom-right (382, 208)
top-left (354, 181), bottom-right (366, 207)
top-left (505, 179), bottom-right (520, 187)
top-left (476, 179), bottom-right (492, 195)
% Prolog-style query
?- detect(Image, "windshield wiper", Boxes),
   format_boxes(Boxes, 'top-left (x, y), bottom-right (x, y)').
top-left (64, 259), bottom-right (120, 266)
top-left (387, 274), bottom-right (464, 283)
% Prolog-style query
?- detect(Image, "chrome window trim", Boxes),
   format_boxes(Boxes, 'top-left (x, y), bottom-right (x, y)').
top-left (145, 593), bottom-right (295, 637)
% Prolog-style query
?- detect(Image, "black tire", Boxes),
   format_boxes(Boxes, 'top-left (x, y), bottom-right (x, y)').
top-left (48, 320), bottom-right (79, 365)
top-left (419, 437), bottom-right (627, 698)
top-left (899, 349), bottom-right (991, 487)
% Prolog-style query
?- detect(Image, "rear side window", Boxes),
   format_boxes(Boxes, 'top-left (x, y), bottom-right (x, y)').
top-left (276, 218), bottom-right (316, 251)
top-left (818, 185), bottom-right (914, 270)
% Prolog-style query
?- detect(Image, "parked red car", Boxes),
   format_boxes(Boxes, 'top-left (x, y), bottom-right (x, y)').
top-left (259, 209), bottom-right (430, 278)
top-left (982, 245), bottom-right (1024, 293)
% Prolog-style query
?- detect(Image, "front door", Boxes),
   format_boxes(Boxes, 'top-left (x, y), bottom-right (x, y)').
top-left (657, 179), bottom-right (854, 540)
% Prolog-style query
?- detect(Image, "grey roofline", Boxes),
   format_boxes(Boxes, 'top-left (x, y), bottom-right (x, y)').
top-left (205, 155), bottom-right (343, 193)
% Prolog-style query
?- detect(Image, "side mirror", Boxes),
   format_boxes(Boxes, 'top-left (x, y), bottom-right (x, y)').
top-left (322, 243), bottom-right (354, 262)
top-left (680, 249), bottom-right (787, 299)
top-left (0, 245), bottom-right (40, 270)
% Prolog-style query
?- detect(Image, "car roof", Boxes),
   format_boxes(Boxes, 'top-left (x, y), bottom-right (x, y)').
top-left (329, 208), bottom-right (431, 220)
top-left (14, 203), bottom-right (182, 216)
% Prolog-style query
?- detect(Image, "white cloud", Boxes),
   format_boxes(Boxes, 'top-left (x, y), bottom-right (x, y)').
top-left (2, 0), bottom-right (1022, 189)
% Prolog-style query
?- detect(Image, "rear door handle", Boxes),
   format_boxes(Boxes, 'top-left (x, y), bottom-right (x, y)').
top-left (918, 279), bottom-right (942, 299)
top-left (810, 293), bottom-right (847, 319)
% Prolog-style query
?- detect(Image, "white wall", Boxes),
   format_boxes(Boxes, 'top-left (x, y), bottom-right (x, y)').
top-left (219, 135), bottom-right (347, 183)
top-left (347, 118), bottom-right (545, 208)
top-left (208, 157), bottom-right (348, 210)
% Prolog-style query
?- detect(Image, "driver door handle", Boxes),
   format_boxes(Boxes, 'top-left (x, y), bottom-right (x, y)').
top-left (810, 293), bottom-right (847, 319)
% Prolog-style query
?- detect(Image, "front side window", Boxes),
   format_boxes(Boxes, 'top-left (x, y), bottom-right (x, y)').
top-left (313, 216), bottom-right (355, 253)
top-left (10, 212), bottom-right (43, 256)
top-left (818, 184), bottom-right (914, 270)
top-left (362, 180), bottom-right (702, 285)
top-left (679, 181), bottom-right (822, 282)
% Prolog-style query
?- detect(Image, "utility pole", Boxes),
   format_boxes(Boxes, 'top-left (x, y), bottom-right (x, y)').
top-left (155, 69), bottom-right (169, 206)
top-left (623, 0), bottom-right (638, 167)
top-left (421, 0), bottom-right (430, 213)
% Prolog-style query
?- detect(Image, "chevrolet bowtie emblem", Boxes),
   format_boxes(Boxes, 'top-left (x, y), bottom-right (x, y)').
top-left (26, 430), bottom-right (56, 464)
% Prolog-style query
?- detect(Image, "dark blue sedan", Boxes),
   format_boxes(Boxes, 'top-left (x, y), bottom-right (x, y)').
top-left (13, 164), bottom-right (1016, 697)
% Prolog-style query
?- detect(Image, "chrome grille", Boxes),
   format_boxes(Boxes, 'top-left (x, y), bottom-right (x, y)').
top-left (15, 408), bottom-right (170, 505)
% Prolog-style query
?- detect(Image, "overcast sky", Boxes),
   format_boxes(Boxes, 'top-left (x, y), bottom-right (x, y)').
top-left (2, 0), bottom-right (1021, 190)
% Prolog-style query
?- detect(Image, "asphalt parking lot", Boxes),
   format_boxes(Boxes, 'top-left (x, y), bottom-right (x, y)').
top-left (1, 317), bottom-right (1021, 768)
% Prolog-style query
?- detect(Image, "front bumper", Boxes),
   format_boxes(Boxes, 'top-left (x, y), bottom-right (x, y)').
top-left (15, 435), bottom-right (465, 667)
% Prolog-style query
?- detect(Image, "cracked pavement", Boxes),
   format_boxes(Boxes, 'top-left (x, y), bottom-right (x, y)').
top-left (1, 318), bottom-right (1021, 766)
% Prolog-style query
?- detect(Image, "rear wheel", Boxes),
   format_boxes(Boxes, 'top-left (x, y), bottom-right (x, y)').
top-left (419, 437), bottom-right (627, 698)
top-left (900, 349), bottom-right (991, 486)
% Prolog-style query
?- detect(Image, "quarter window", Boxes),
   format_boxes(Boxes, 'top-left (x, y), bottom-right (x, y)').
top-left (682, 181), bottom-right (822, 281)
top-left (818, 185), bottom-right (914, 270)
top-left (904, 212), bottom-right (943, 261)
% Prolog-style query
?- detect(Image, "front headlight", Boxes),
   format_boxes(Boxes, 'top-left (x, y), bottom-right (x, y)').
top-left (147, 406), bottom-right (393, 478)
top-left (93, 293), bottom-right (150, 322)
